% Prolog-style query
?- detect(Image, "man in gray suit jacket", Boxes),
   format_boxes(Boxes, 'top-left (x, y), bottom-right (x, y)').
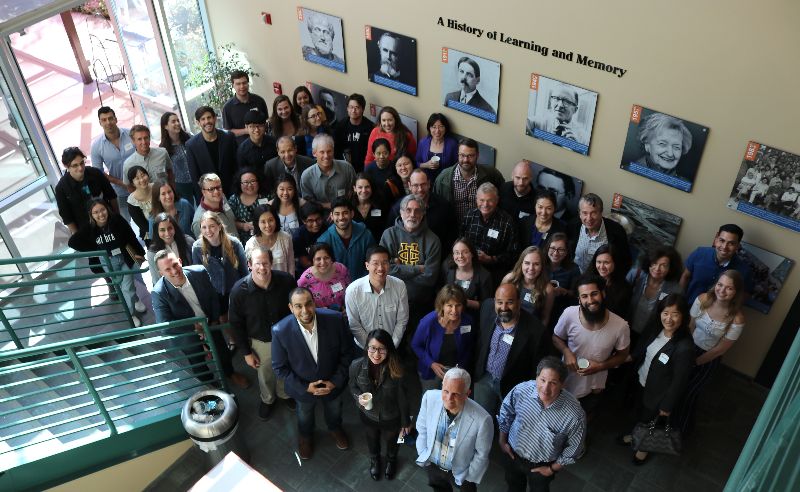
top-left (416, 368), bottom-right (493, 491)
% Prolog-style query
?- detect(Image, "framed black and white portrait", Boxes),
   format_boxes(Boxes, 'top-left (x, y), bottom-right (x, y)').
top-left (620, 105), bottom-right (709, 193)
top-left (365, 26), bottom-right (417, 96)
top-left (441, 47), bottom-right (500, 124)
top-left (298, 7), bottom-right (346, 73)
top-left (726, 141), bottom-right (800, 233)
top-left (525, 74), bottom-right (598, 156)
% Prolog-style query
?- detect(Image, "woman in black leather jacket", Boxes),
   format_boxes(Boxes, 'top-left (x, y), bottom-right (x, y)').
top-left (349, 329), bottom-right (411, 481)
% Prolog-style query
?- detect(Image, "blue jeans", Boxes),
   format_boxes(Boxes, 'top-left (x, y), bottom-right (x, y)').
top-left (109, 254), bottom-right (138, 314)
top-left (473, 373), bottom-right (502, 416)
top-left (295, 393), bottom-right (343, 437)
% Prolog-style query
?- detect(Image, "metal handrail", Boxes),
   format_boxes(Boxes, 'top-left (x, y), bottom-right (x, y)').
top-left (0, 318), bottom-right (228, 467)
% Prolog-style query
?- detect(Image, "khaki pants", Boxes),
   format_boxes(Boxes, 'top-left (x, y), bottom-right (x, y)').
top-left (250, 338), bottom-right (288, 404)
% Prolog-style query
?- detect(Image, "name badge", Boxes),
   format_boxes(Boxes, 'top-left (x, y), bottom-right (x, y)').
top-left (502, 333), bottom-right (514, 345)
top-left (257, 198), bottom-right (269, 205)
top-left (658, 292), bottom-right (668, 301)
top-left (110, 248), bottom-right (122, 256)
top-left (331, 282), bottom-right (343, 293)
top-left (337, 189), bottom-right (346, 197)
top-left (658, 353), bottom-right (670, 364)
top-left (124, 143), bottom-right (133, 151)
top-left (460, 325), bottom-right (471, 334)
top-left (370, 208), bottom-right (382, 217)
top-left (518, 211), bottom-right (530, 219)
top-left (523, 292), bottom-right (532, 303)
top-left (385, 304), bottom-right (397, 311)
top-left (487, 228), bottom-right (499, 239)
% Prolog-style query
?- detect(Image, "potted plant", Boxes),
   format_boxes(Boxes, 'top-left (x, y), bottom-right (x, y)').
top-left (186, 43), bottom-right (260, 115)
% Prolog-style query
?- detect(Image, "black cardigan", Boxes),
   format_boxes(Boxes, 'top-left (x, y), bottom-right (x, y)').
top-left (348, 357), bottom-right (410, 426)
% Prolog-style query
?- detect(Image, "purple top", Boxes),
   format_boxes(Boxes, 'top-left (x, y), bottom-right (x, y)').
top-left (415, 135), bottom-right (459, 181)
top-left (297, 262), bottom-right (351, 309)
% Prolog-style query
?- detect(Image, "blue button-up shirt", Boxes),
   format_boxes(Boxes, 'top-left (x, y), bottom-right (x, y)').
top-left (90, 128), bottom-right (135, 197)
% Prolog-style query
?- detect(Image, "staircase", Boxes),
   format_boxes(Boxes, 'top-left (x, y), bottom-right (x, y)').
top-left (0, 251), bottom-right (227, 491)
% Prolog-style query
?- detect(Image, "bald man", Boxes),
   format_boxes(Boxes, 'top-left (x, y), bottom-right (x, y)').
top-left (472, 283), bottom-right (550, 415)
top-left (499, 161), bottom-right (536, 224)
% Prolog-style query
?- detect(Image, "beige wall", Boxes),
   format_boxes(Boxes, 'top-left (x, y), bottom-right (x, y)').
top-left (46, 440), bottom-right (192, 492)
top-left (205, 0), bottom-right (800, 377)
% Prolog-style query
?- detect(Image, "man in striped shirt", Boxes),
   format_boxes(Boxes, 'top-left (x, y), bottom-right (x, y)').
top-left (498, 356), bottom-right (586, 491)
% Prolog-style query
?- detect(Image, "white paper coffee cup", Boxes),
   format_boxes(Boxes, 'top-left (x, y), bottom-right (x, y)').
top-left (431, 156), bottom-right (440, 163)
top-left (577, 358), bottom-right (590, 370)
top-left (359, 392), bottom-right (373, 410)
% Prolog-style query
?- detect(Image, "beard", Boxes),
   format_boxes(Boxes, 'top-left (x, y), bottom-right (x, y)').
top-left (580, 299), bottom-right (607, 324)
top-left (497, 309), bottom-right (514, 323)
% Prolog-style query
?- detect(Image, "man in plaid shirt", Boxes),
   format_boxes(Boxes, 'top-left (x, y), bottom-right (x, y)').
top-left (461, 182), bottom-right (518, 286)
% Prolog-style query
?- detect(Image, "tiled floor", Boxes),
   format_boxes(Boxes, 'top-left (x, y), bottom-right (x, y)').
top-left (146, 358), bottom-right (766, 492)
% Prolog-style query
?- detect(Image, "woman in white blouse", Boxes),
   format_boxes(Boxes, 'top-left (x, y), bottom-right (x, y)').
top-left (245, 205), bottom-right (295, 276)
top-left (677, 269), bottom-right (745, 434)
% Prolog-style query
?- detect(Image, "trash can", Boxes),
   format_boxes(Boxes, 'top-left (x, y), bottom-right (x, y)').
top-left (181, 389), bottom-right (250, 465)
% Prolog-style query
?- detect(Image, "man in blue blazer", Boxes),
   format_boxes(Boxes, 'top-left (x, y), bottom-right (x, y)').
top-left (185, 106), bottom-right (238, 198)
top-left (416, 367), bottom-right (493, 491)
top-left (271, 287), bottom-right (352, 460)
top-left (151, 250), bottom-right (248, 388)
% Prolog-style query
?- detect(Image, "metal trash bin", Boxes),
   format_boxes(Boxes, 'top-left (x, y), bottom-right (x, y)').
top-left (181, 390), bottom-right (250, 465)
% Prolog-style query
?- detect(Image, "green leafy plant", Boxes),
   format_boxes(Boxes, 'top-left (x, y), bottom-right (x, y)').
top-left (186, 43), bottom-right (260, 113)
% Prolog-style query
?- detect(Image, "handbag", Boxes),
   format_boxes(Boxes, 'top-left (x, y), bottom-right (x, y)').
top-left (631, 416), bottom-right (682, 455)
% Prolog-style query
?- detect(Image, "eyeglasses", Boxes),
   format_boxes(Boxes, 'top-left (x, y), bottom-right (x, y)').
top-left (367, 346), bottom-right (387, 355)
top-left (203, 186), bottom-right (222, 192)
top-left (549, 247), bottom-right (567, 254)
top-left (458, 153), bottom-right (476, 159)
top-left (550, 95), bottom-right (577, 108)
top-left (240, 180), bottom-right (258, 185)
top-left (307, 113), bottom-right (322, 120)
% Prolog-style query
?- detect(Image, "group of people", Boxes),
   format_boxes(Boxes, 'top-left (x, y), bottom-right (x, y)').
top-left (733, 147), bottom-right (800, 218)
top-left (53, 70), bottom-right (758, 490)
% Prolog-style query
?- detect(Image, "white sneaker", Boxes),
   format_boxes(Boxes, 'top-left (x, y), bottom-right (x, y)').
top-left (132, 315), bottom-right (142, 327)
top-left (134, 300), bottom-right (146, 313)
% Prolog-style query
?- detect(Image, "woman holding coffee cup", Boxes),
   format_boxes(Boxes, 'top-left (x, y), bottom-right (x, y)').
top-left (415, 113), bottom-right (458, 181)
top-left (349, 329), bottom-right (411, 481)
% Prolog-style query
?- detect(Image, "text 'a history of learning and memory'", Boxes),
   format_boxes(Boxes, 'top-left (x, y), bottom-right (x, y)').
top-left (437, 17), bottom-right (628, 78)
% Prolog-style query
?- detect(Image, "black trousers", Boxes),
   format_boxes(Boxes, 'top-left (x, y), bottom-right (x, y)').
top-left (426, 465), bottom-right (477, 491)
top-left (503, 454), bottom-right (555, 492)
top-left (364, 424), bottom-right (400, 459)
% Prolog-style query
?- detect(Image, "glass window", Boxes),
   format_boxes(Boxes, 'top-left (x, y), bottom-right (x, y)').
top-left (1, 189), bottom-right (69, 262)
top-left (0, 72), bottom-right (45, 199)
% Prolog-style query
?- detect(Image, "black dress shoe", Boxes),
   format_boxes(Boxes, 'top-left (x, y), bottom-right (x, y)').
top-left (384, 458), bottom-right (397, 480)
top-left (369, 457), bottom-right (380, 481)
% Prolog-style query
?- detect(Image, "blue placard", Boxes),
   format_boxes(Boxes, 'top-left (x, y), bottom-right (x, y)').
top-left (626, 162), bottom-right (693, 192)
top-left (446, 100), bottom-right (497, 124)
top-left (734, 201), bottom-right (800, 233)
top-left (305, 54), bottom-right (346, 73)
top-left (373, 75), bottom-right (416, 96)
top-left (530, 128), bottom-right (589, 155)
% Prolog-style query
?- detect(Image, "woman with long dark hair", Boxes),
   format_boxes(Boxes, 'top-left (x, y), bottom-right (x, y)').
top-left (69, 199), bottom-right (146, 326)
top-left (146, 212), bottom-right (194, 283)
top-left (349, 329), bottom-right (410, 481)
top-left (150, 181), bottom-right (194, 239)
top-left (268, 94), bottom-right (300, 138)
top-left (502, 246), bottom-right (555, 326)
top-left (363, 106), bottom-right (416, 165)
top-left (159, 111), bottom-right (194, 204)
top-left (587, 243), bottom-right (633, 320)
top-left (269, 174), bottom-right (302, 234)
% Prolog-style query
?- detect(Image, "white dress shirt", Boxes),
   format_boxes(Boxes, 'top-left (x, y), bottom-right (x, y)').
top-left (297, 316), bottom-right (319, 363)
top-left (345, 275), bottom-right (409, 348)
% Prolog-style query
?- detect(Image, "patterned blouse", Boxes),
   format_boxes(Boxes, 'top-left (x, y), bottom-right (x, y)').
top-left (297, 262), bottom-right (351, 309)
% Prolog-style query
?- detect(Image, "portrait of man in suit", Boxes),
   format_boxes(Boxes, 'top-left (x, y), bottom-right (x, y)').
top-left (444, 56), bottom-right (496, 116)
